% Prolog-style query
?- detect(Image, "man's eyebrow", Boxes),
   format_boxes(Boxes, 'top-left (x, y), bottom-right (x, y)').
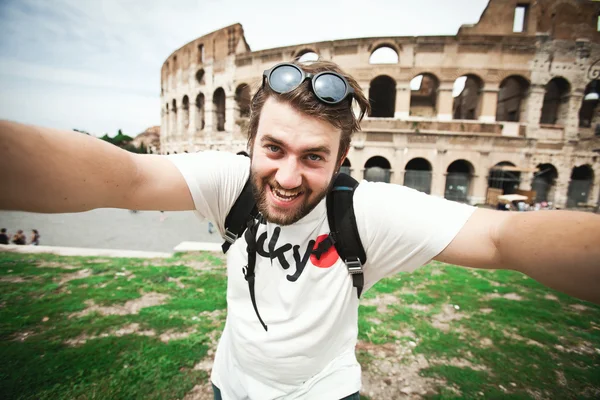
top-left (261, 134), bottom-right (331, 155)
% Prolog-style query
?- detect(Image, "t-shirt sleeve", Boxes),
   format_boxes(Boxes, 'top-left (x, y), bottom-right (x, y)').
top-left (166, 151), bottom-right (250, 236)
top-left (353, 181), bottom-right (476, 290)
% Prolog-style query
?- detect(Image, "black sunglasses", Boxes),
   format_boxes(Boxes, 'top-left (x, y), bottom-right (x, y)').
top-left (262, 62), bottom-right (355, 105)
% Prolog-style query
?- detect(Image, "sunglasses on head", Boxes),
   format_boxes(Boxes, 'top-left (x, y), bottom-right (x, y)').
top-left (262, 62), bottom-right (355, 105)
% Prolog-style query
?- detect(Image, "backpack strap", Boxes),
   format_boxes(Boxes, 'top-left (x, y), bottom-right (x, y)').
top-left (222, 178), bottom-right (258, 253)
top-left (320, 173), bottom-right (367, 298)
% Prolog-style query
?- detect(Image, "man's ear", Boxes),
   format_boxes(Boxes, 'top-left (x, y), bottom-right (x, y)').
top-left (337, 146), bottom-right (350, 172)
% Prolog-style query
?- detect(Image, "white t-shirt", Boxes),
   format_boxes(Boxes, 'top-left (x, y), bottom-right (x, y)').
top-left (169, 151), bottom-right (475, 400)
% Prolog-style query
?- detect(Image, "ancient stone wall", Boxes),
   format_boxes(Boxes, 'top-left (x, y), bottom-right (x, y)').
top-left (160, 0), bottom-right (600, 209)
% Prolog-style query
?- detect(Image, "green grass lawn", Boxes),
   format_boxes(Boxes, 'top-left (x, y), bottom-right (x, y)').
top-left (0, 251), bottom-right (598, 400)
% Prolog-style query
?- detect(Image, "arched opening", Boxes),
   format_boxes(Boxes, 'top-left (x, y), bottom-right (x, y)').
top-left (404, 158), bottom-right (432, 194)
top-left (369, 75), bottom-right (396, 118)
top-left (567, 165), bottom-right (594, 208)
top-left (195, 68), bottom-right (205, 85)
top-left (340, 158), bottom-right (351, 176)
top-left (579, 80), bottom-right (600, 128)
top-left (235, 84), bottom-right (251, 118)
top-left (488, 162), bottom-right (520, 195)
top-left (182, 95), bottom-right (190, 131)
top-left (195, 93), bottom-right (205, 131)
top-left (295, 49), bottom-right (319, 63)
top-left (409, 74), bottom-right (439, 117)
top-left (445, 160), bottom-right (474, 203)
top-left (531, 163), bottom-right (558, 203)
top-left (164, 103), bottom-right (169, 138)
top-left (496, 75), bottom-right (530, 122)
top-left (364, 156), bottom-right (391, 183)
top-left (213, 88), bottom-right (226, 132)
top-left (540, 77), bottom-right (571, 125)
top-left (369, 46), bottom-right (399, 64)
top-left (453, 75), bottom-right (484, 120)
top-left (171, 99), bottom-right (177, 136)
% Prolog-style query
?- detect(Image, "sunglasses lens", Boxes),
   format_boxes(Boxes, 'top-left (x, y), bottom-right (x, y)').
top-left (314, 73), bottom-right (347, 103)
top-left (269, 65), bottom-right (303, 93)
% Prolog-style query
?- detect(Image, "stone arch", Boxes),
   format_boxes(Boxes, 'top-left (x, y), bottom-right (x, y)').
top-left (369, 45), bottom-right (399, 64)
top-left (496, 75), bottom-right (530, 122)
top-left (294, 49), bottom-right (319, 63)
top-left (567, 164), bottom-right (594, 208)
top-left (452, 74), bottom-right (484, 120)
top-left (409, 73), bottom-right (440, 117)
top-left (213, 88), bottom-right (226, 132)
top-left (445, 160), bottom-right (475, 203)
top-left (171, 99), bottom-right (178, 137)
top-left (488, 161), bottom-right (520, 195)
top-left (340, 158), bottom-right (351, 175)
top-left (195, 68), bottom-right (205, 85)
top-left (182, 95), bottom-right (190, 131)
top-left (532, 163), bottom-right (558, 203)
top-left (369, 75), bottom-right (396, 118)
top-left (579, 80), bottom-right (600, 128)
top-left (404, 157), bottom-right (432, 194)
top-left (235, 83), bottom-right (251, 118)
top-left (195, 93), bottom-right (205, 131)
top-left (540, 77), bottom-right (571, 125)
top-left (364, 156), bottom-right (391, 183)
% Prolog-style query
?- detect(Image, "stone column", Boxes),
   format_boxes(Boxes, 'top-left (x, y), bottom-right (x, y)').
top-left (471, 172), bottom-right (488, 205)
top-left (564, 91), bottom-right (583, 141)
top-left (553, 168), bottom-right (571, 209)
top-left (225, 93), bottom-right (236, 133)
top-left (395, 83), bottom-right (411, 119)
top-left (204, 98), bottom-right (214, 134)
top-left (524, 84), bottom-right (546, 138)
top-left (188, 104), bottom-right (197, 143)
top-left (430, 150), bottom-right (447, 197)
top-left (479, 87), bottom-right (499, 123)
top-left (437, 82), bottom-right (454, 121)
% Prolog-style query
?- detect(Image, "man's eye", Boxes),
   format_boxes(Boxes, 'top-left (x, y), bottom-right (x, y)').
top-left (267, 145), bottom-right (280, 153)
top-left (307, 154), bottom-right (322, 162)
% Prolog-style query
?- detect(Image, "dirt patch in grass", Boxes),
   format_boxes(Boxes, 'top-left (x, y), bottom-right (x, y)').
top-left (484, 292), bottom-right (523, 301)
top-left (159, 328), bottom-right (196, 343)
top-left (69, 292), bottom-right (170, 318)
top-left (358, 340), bottom-right (465, 399)
top-left (65, 323), bottom-right (157, 346)
top-left (183, 382), bottom-right (214, 400)
top-left (361, 293), bottom-right (398, 314)
top-left (430, 304), bottom-right (465, 332)
top-left (36, 261), bottom-right (79, 269)
top-left (58, 269), bottom-right (93, 284)
top-left (0, 276), bottom-right (28, 283)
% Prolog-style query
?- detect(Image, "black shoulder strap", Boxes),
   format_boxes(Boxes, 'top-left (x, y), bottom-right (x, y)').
top-left (222, 178), bottom-right (258, 253)
top-left (326, 173), bottom-right (367, 298)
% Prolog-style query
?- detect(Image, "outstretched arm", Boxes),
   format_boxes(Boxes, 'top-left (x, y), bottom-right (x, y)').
top-left (436, 208), bottom-right (600, 304)
top-left (0, 120), bottom-right (194, 213)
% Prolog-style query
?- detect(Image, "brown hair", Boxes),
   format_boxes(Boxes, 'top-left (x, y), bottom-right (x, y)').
top-left (247, 60), bottom-right (370, 163)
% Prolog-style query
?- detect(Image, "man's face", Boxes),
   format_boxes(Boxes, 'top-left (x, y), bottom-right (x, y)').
top-left (250, 97), bottom-right (344, 226)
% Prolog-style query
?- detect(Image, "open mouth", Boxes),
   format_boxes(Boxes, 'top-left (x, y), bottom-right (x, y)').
top-left (268, 185), bottom-right (303, 206)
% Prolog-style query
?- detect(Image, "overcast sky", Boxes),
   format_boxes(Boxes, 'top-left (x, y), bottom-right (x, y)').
top-left (0, 0), bottom-right (489, 137)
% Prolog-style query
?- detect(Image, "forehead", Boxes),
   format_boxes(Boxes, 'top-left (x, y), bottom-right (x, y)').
top-left (256, 97), bottom-right (341, 152)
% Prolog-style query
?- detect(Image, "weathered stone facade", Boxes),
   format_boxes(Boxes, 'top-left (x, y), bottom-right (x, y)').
top-left (160, 0), bottom-right (600, 209)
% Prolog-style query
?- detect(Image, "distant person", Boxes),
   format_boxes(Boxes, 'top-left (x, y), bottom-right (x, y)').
top-left (0, 228), bottom-right (9, 245)
top-left (30, 229), bottom-right (40, 245)
top-left (11, 230), bottom-right (26, 245)
top-left (208, 221), bottom-right (215, 234)
top-left (159, 210), bottom-right (167, 222)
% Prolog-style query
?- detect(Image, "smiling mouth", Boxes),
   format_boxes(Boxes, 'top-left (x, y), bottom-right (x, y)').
top-left (269, 185), bottom-right (303, 203)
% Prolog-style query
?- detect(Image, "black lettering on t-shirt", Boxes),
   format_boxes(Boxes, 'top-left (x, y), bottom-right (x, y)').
top-left (287, 240), bottom-right (315, 282)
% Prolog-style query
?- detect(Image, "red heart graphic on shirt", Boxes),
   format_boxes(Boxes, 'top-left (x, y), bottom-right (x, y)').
top-left (310, 234), bottom-right (339, 268)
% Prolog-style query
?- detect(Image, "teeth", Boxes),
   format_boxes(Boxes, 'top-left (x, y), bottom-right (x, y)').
top-left (272, 187), bottom-right (301, 201)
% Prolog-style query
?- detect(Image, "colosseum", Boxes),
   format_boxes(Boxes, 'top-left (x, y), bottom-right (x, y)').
top-left (160, 0), bottom-right (600, 210)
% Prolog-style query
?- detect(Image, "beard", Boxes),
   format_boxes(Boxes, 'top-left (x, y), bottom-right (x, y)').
top-left (250, 167), bottom-right (334, 226)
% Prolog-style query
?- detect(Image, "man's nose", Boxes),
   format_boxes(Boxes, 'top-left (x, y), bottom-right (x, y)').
top-left (275, 157), bottom-right (302, 189)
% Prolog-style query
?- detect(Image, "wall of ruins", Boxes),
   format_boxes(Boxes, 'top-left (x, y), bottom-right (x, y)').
top-left (160, 0), bottom-right (600, 209)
